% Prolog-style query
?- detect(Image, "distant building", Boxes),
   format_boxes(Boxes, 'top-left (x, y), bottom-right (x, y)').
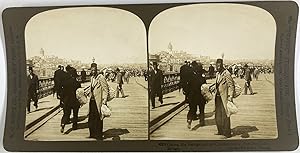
top-left (150, 48), bottom-right (212, 73)
top-left (40, 48), bottom-right (45, 57)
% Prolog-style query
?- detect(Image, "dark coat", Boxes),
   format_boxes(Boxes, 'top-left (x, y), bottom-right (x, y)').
top-left (244, 68), bottom-right (252, 81)
top-left (209, 65), bottom-right (215, 75)
top-left (27, 73), bottom-right (39, 92)
top-left (81, 70), bottom-right (86, 81)
top-left (189, 70), bottom-right (206, 98)
top-left (62, 75), bottom-right (81, 107)
top-left (54, 69), bottom-right (67, 92)
top-left (116, 72), bottom-right (124, 85)
top-left (180, 64), bottom-right (192, 92)
top-left (149, 69), bottom-right (163, 91)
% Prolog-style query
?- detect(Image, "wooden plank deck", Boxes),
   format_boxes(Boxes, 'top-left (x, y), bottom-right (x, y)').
top-left (150, 74), bottom-right (278, 140)
top-left (150, 91), bottom-right (185, 121)
top-left (25, 77), bottom-right (148, 141)
top-left (25, 82), bottom-right (90, 127)
top-left (25, 96), bottom-right (59, 126)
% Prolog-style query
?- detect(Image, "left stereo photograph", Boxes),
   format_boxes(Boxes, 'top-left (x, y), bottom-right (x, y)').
top-left (24, 7), bottom-right (148, 141)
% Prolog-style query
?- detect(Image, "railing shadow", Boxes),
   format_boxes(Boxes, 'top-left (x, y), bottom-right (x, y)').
top-left (37, 100), bottom-right (51, 104)
top-left (156, 102), bottom-right (180, 108)
top-left (30, 106), bottom-right (54, 113)
top-left (163, 96), bottom-right (176, 99)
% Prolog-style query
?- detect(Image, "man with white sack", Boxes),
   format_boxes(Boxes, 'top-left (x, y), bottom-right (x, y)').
top-left (214, 58), bottom-right (235, 138)
top-left (88, 65), bottom-right (110, 139)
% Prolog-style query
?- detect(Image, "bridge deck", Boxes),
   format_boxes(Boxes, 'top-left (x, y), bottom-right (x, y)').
top-left (25, 82), bottom-right (90, 127)
top-left (25, 77), bottom-right (148, 141)
top-left (150, 74), bottom-right (277, 140)
top-left (150, 91), bottom-right (184, 121)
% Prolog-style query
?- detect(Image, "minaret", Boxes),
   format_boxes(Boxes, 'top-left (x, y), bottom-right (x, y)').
top-left (168, 42), bottom-right (173, 54)
top-left (40, 48), bottom-right (45, 56)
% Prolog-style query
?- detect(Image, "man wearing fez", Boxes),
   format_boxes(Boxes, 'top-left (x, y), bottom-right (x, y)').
top-left (149, 62), bottom-right (163, 109)
top-left (215, 59), bottom-right (234, 138)
top-left (27, 66), bottom-right (39, 113)
top-left (88, 64), bottom-right (110, 139)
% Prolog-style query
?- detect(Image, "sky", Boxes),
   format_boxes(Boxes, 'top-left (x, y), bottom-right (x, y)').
top-left (149, 3), bottom-right (276, 60)
top-left (25, 7), bottom-right (147, 64)
top-left (25, 4), bottom-right (276, 64)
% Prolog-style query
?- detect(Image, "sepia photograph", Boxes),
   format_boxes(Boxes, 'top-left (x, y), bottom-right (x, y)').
top-left (1, 1), bottom-right (299, 151)
top-left (24, 7), bottom-right (148, 141)
top-left (148, 3), bottom-right (278, 140)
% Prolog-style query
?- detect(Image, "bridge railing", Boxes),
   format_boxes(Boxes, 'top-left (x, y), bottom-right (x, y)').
top-left (161, 72), bottom-right (215, 95)
top-left (161, 72), bottom-right (180, 95)
top-left (37, 74), bottom-right (91, 99)
top-left (37, 77), bottom-right (55, 99)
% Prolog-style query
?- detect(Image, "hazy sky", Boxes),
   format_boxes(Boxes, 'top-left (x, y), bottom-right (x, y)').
top-left (149, 4), bottom-right (276, 60)
top-left (25, 7), bottom-right (147, 64)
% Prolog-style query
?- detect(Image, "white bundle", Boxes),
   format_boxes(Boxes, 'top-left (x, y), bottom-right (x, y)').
top-left (101, 104), bottom-right (112, 120)
top-left (76, 88), bottom-right (89, 106)
top-left (227, 101), bottom-right (238, 116)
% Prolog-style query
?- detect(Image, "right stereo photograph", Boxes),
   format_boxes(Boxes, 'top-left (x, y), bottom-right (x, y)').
top-left (148, 3), bottom-right (278, 140)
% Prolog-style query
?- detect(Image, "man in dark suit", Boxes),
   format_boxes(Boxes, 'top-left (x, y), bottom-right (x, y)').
top-left (60, 66), bottom-right (81, 133)
top-left (54, 65), bottom-right (62, 98)
top-left (149, 62), bottom-right (163, 109)
top-left (187, 61), bottom-right (207, 129)
top-left (81, 68), bottom-right (87, 83)
top-left (180, 61), bottom-right (192, 103)
top-left (27, 66), bottom-right (39, 113)
top-left (244, 64), bottom-right (254, 95)
top-left (208, 64), bottom-right (215, 79)
top-left (54, 65), bottom-right (67, 107)
top-left (143, 70), bottom-right (148, 81)
top-left (115, 68), bottom-right (125, 98)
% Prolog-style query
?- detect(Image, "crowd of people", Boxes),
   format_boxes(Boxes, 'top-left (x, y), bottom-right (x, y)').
top-left (176, 59), bottom-right (271, 138)
top-left (26, 58), bottom-right (271, 140)
top-left (53, 64), bottom-right (134, 139)
top-left (27, 63), bottom-right (148, 140)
